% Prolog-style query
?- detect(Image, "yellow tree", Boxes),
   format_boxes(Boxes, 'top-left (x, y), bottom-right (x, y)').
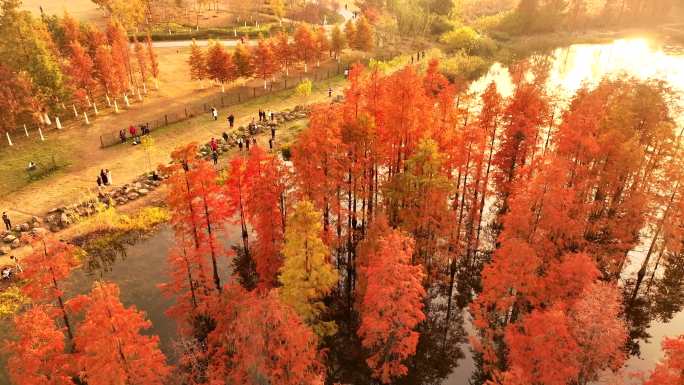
top-left (279, 200), bottom-right (338, 337)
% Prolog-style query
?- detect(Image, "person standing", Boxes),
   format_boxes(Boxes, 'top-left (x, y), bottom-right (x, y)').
top-left (328, 87), bottom-right (333, 97)
top-left (106, 169), bottom-right (112, 186)
top-left (246, 137), bottom-right (251, 151)
top-left (271, 126), bottom-right (276, 140)
top-left (212, 107), bottom-right (218, 121)
top-left (100, 169), bottom-right (109, 186)
top-left (210, 137), bottom-right (218, 153)
top-left (2, 212), bottom-right (11, 231)
top-left (238, 137), bottom-right (244, 152)
top-left (228, 114), bottom-right (235, 128)
top-left (97, 175), bottom-right (102, 188)
top-left (129, 125), bottom-right (138, 144)
top-left (270, 111), bottom-right (275, 121)
top-left (119, 129), bottom-right (126, 144)
top-left (212, 151), bottom-right (218, 165)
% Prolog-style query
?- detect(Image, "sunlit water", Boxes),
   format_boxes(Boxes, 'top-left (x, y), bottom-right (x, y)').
top-left (2, 38), bottom-right (684, 385)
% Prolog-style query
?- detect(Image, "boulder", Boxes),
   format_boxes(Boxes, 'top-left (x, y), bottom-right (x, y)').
top-left (138, 188), bottom-right (150, 196)
top-left (127, 192), bottom-right (140, 200)
top-left (32, 227), bottom-right (48, 236)
top-left (20, 223), bottom-right (30, 232)
top-left (3, 234), bottom-right (16, 243)
top-left (31, 216), bottom-right (41, 224)
top-left (10, 239), bottom-right (20, 249)
top-left (59, 212), bottom-right (70, 227)
top-left (0, 246), bottom-right (9, 256)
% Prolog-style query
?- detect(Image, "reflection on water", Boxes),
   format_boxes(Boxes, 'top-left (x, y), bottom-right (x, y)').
top-left (471, 38), bottom-right (684, 122)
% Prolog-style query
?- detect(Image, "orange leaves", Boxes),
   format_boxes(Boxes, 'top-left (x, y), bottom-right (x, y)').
top-left (357, 230), bottom-right (425, 383)
top-left (72, 282), bottom-right (170, 385)
top-left (20, 237), bottom-right (79, 305)
top-left (6, 305), bottom-right (73, 385)
top-left (644, 335), bottom-right (684, 385)
top-left (208, 289), bottom-right (325, 385)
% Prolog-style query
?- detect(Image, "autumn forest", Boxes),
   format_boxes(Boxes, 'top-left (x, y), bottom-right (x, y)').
top-left (2, 0), bottom-right (684, 385)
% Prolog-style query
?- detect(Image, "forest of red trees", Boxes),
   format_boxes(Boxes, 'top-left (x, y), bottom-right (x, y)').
top-left (5, 57), bottom-right (684, 385)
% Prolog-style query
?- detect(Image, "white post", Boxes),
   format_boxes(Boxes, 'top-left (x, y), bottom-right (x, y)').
top-left (143, 83), bottom-right (147, 94)
top-left (93, 102), bottom-right (99, 115)
top-left (38, 126), bottom-right (45, 141)
top-left (72, 104), bottom-right (78, 118)
top-left (86, 95), bottom-right (92, 107)
top-left (38, 113), bottom-right (45, 125)
top-left (106, 94), bottom-right (112, 107)
top-left (124, 94), bottom-right (130, 107)
top-left (154, 78), bottom-right (159, 90)
top-left (6, 132), bottom-right (12, 146)
top-left (244, 21), bottom-right (247, 27)
top-left (61, 102), bottom-right (66, 109)
top-left (137, 88), bottom-right (143, 101)
top-left (83, 111), bottom-right (90, 125)
top-left (114, 100), bottom-right (120, 113)
top-left (234, 28), bottom-right (237, 37)
top-left (24, 124), bottom-right (29, 137)
top-left (43, 113), bottom-right (51, 125)
top-left (221, 83), bottom-right (225, 93)
top-left (55, 117), bottom-right (62, 129)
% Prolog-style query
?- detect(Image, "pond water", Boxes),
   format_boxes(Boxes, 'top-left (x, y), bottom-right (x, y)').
top-left (3, 37), bottom-right (684, 385)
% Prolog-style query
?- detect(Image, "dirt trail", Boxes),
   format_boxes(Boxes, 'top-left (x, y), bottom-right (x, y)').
top-left (0, 75), bottom-right (341, 224)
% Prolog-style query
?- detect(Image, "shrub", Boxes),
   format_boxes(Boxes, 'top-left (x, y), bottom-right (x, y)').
top-left (294, 79), bottom-right (313, 98)
top-left (439, 51), bottom-right (491, 81)
top-left (440, 26), bottom-right (482, 54)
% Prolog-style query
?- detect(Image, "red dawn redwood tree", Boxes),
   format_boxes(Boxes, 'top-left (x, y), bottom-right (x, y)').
top-left (0, 64), bottom-right (37, 136)
top-left (273, 32), bottom-right (293, 76)
top-left (252, 38), bottom-right (276, 89)
top-left (133, 35), bottom-right (148, 89)
top-left (206, 41), bottom-right (237, 93)
top-left (67, 41), bottom-right (97, 104)
top-left (357, 230), bottom-right (426, 384)
top-left (146, 33), bottom-right (160, 88)
top-left (6, 305), bottom-right (73, 385)
top-left (72, 282), bottom-right (170, 385)
top-left (20, 236), bottom-right (79, 341)
top-left (245, 147), bottom-right (289, 288)
top-left (225, 156), bottom-right (254, 259)
top-left (208, 289), bottom-right (326, 385)
top-left (233, 43), bottom-right (253, 79)
top-left (293, 24), bottom-right (316, 73)
top-left (94, 45), bottom-right (122, 101)
top-left (188, 40), bottom-right (207, 86)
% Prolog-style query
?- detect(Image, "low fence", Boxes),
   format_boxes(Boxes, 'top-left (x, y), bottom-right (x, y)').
top-left (99, 59), bottom-right (349, 148)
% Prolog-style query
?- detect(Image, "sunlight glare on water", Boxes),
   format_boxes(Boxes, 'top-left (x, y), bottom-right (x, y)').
top-left (471, 38), bottom-right (684, 118)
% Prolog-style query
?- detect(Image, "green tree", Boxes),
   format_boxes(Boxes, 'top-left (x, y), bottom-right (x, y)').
top-left (279, 200), bottom-right (339, 337)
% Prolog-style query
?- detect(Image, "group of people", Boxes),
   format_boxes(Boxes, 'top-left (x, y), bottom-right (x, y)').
top-left (120, 123), bottom-right (151, 145)
top-left (96, 169), bottom-right (113, 189)
top-left (411, 51), bottom-right (427, 64)
top-left (258, 109), bottom-right (274, 122)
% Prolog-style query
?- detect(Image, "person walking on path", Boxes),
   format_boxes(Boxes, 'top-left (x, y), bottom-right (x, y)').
top-left (2, 212), bottom-right (11, 231)
top-left (100, 169), bottom-right (109, 186)
top-left (106, 169), bottom-right (112, 185)
top-left (129, 125), bottom-right (138, 144)
top-left (212, 107), bottom-right (218, 121)
top-left (228, 114), bottom-right (235, 128)
top-left (238, 138), bottom-right (243, 152)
